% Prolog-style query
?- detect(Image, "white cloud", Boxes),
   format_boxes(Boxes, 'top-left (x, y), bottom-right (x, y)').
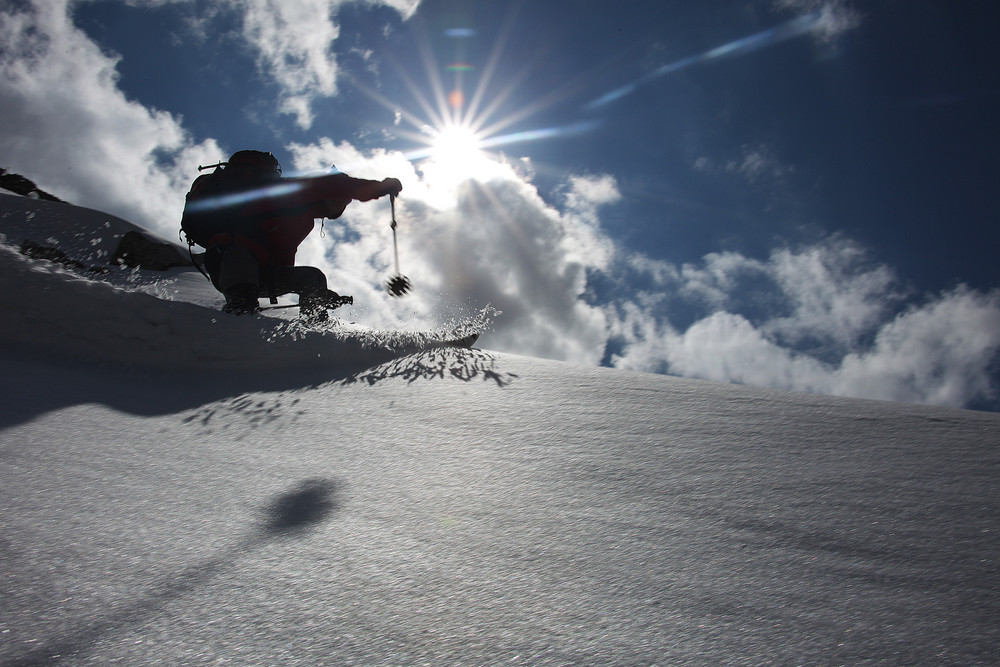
top-left (665, 311), bottom-right (835, 393)
top-left (368, 0), bottom-right (419, 20)
top-left (237, 0), bottom-right (341, 129)
top-left (196, 0), bottom-right (418, 128)
top-left (610, 242), bottom-right (1000, 410)
top-left (0, 0), bottom-right (223, 239)
top-left (678, 251), bottom-right (766, 309)
top-left (764, 237), bottom-right (902, 348)
top-left (772, 0), bottom-right (862, 41)
top-left (835, 287), bottom-right (1000, 407)
top-left (0, 0), bottom-right (420, 236)
top-left (285, 140), bottom-right (614, 365)
top-left (663, 237), bottom-right (903, 355)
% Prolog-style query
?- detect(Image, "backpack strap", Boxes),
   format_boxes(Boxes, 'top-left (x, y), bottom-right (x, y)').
top-left (182, 234), bottom-right (212, 282)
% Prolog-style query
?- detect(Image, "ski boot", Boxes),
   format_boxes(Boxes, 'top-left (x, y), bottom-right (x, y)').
top-left (222, 284), bottom-right (261, 315)
top-left (300, 289), bottom-right (353, 324)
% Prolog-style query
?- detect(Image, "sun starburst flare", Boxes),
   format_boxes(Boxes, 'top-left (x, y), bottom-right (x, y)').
top-left (332, 6), bottom-right (603, 193)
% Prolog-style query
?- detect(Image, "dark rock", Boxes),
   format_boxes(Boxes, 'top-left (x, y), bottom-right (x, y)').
top-left (0, 168), bottom-right (63, 201)
top-left (111, 230), bottom-right (191, 270)
top-left (19, 239), bottom-right (108, 274)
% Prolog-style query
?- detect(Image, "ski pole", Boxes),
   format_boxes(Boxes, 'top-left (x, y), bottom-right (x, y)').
top-left (385, 195), bottom-right (412, 296)
top-left (391, 195), bottom-right (401, 275)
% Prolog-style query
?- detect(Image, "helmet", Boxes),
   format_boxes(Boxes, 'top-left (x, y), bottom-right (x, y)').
top-left (227, 150), bottom-right (281, 179)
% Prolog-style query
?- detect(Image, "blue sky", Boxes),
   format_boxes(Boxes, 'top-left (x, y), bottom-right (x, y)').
top-left (2, 0), bottom-right (999, 410)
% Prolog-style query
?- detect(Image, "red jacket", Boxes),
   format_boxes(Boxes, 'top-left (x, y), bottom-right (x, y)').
top-left (183, 170), bottom-right (393, 268)
top-left (267, 172), bottom-right (391, 266)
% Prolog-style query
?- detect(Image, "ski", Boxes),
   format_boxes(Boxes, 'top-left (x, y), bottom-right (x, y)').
top-left (426, 332), bottom-right (479, 349)
top-left (259, 295), bottom-right (354, 312)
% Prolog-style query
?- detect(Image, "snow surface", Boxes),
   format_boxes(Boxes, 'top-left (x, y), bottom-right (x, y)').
top-left (1, 194), bottom-right (999, 665)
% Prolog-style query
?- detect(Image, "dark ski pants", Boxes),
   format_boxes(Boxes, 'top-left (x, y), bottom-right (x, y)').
top-left (205, 244), bottom-right (328, 304)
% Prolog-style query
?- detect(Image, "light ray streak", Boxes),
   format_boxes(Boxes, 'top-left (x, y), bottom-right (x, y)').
top-left (472, 70), bottom-right (595, 142)
top-left (183, 182), bottom-right (306, 212)
top-left (339, 68), bottom-right (431, 134)
top-left (395, 120), bottom-right (603, 163)
top-left (477, 120), bottom-right (604, 150)
top-left (467, 16), bottom-right (604, 141)
top-left (461, 2), bottom-right (526, 132)
top-left (586, 10), bottom-right (824, 110)
top-left (410, 16), bottom-right (456, 127)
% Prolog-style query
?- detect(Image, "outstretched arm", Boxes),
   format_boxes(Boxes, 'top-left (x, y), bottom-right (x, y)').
top-left (298, 172), bottom-right (402, 220)
top-left (307, 172), bottom-right (401, 202)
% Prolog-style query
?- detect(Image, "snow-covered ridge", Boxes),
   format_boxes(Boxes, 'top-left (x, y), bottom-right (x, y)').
top-left (0, 189), bottom-right (174, 264)
top-left (0, 194), bottom-right (488, 371)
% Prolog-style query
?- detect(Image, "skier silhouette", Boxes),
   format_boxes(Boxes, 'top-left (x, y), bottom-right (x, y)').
top-left (181, 150), bottom-right (402, 321)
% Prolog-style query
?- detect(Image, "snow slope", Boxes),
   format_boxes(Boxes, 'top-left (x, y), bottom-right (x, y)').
top-left (1, 195), bottom-right (999, 665)
top-left (0, 193), bottom-right (485, 371)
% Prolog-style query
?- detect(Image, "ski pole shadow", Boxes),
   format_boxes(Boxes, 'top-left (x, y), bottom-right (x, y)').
top-left (4, 479), bottom-right (339, 666)
top-left (340, 346), bottom-right (518, 388)
top-left (262, 478), bottom-right (339, 535)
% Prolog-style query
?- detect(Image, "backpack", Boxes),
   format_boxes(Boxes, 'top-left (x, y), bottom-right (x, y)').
top-left (180, 151), bottom-right (282, 249)
top-left (179, 166), bottom-right (227, 249)
top-left (180, 152), bottom-right (287, 286)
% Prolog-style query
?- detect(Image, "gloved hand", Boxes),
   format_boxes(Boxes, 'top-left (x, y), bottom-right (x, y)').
top-left (380, 178), bottom-right (403, 198)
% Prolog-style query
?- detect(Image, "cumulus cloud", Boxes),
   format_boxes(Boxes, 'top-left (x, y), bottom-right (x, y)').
top-left (609, 242), bottom-right (1000, 409)
top-left (237, 0), bottom-right (342, 129)
top-left (0, 0), bottom-right (420, 236)
top-left (764, 239), bottom-right (901, 349)
top-left (834, 287), bottom-right (1000, 407)
top-left (0, 0), bottom-right (222, 237)
top-left (668, 312), bottom-right (835, 393)
top-left (112, 0), bottom-right (420, 127)
top-left (287, 139), bottom-right (614, 365)
top-left (195, 0), bottom-right (418, 128)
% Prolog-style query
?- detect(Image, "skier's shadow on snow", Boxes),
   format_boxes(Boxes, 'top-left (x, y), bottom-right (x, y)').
top-left (5, 478), bottom-right (339, 667)
top-left (0, 344), bottom-right (514, 430)
top-left (180, 348), bottom-right (516, 432)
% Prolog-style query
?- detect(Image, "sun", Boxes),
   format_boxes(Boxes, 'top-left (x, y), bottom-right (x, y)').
top-left (419, 121), bottom-right (498, 191)
top-left (430, 123), bottom-right (483, 165)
